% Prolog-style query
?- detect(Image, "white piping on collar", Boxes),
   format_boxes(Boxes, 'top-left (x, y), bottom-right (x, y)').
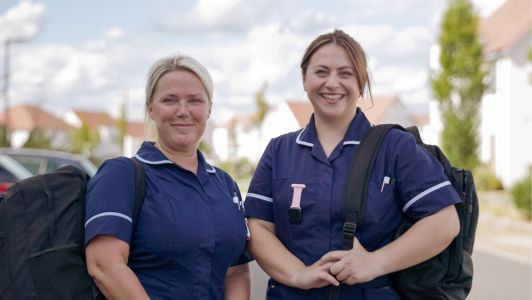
top-left (205, 164), bottom-right (216, 173)
top-left (135, 154), bottom-right (217, 174)
top-left (295, 128), bottom-right (314, 147)
top-left (295, 128), bottom-right (360, 147)
top-left (134, 154), bottom-right (173, 165)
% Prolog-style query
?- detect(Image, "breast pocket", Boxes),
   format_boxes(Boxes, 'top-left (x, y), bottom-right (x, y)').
top-left (364, 176), bottom-right (399, 249)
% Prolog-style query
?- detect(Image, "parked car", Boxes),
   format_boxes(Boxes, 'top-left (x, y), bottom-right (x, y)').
top-left (0, 153), bottom-right (34, 193)
top-left (0, 148), bottom-right (98, 177)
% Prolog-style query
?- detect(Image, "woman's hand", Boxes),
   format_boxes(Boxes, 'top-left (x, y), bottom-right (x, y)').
top-left (291, 260), bottom-right (340, 289)
top-left (321, 205), bottom-right (460, 286)
top-left (319, 238), bottom-right (384, 285)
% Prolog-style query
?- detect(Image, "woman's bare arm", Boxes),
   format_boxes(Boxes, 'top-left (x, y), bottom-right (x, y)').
top-left (86, 235), bottom-right (150, 300)
top-left (322, 205), bottom-right (460, 284)
top-left (247, 218), bottom-right (339, 289)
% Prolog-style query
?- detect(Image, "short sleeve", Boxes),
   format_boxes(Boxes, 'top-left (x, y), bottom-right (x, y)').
top-left (232, 250), bottom-right (254, 266)
top-left (245, 140), bottom-right (274, 222)
top-left (393, 131), bottom-right (461, 220)
top-left (84, 157), bottom-right (136, 246)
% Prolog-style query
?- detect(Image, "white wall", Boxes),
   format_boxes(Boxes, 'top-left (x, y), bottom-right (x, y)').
top-left (212, 127), bottom-right (229, 161)
top-left (260, 103), bottom-right (301, 153)
top-left (235, 125), bottom-right (262, 163)
top-left (480, 34), bottom-right (532, 187)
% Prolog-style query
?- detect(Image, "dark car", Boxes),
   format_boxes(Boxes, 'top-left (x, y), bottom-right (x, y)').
top-left (0, 148), bottom-right (98, 177)
top-left (0, 153), bottom-right (34, 193)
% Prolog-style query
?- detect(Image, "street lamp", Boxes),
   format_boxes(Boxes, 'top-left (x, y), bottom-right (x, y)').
top-left (2, 37), bottom-right (28, 146)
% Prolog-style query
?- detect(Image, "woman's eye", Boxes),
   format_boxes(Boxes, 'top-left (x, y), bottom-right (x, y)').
top-left (315, 70), bottom-right (328, 77)
top-left (340, 72), bottom-right (353, 77)
top-left (190, 98), bottom-right (203, 104)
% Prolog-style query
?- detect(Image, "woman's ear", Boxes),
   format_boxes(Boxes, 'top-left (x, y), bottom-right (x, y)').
top-left (147, 102), bottom-right (154, 120)
top-left (302, 72), bottom-right (307, 92)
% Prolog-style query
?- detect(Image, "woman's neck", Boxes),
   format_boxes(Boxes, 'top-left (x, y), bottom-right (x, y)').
top-left (155, 142), bottom-right (199, 174)
top-left (314, 109), bottom-right (356, 158)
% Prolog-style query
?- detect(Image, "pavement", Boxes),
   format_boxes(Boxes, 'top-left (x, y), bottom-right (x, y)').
top-left (474, 191), bottom-right (531, 265)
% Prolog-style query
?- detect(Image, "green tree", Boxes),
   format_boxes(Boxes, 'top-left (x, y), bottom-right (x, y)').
top-left (0, 125), bottom-right (10, 147)
top-left (511, 170), bottom-right (532, 220)
top-left (252, 82), bottom-right (270, 126)
top-left (69, 122), bottom-right (100, 156)
top-left (24, 127), bottom-right (53, 149)
top-left (431, 0), bottom-right (487, 170)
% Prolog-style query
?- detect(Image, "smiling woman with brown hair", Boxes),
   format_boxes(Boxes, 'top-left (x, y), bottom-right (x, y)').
top-left (244, 29), bottom-right (461, 299)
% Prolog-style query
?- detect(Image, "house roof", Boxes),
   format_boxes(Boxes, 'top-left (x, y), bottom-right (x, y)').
top-left (231, 113), bottom-right (255, 128)
top-left (74, 110), bottom-right (116, 127)
top-left (286, 101), bottom-right (314, 127)
top-left (412, 113), bottom-right (430, 127)
top-left (217, 113), bottom-right (256, 129)
top-left (0, 104), bottom-right (72, 131)
top-left (478, 0), bottom-right (531, 54)
top-left (358, 95), bottom-right (399, 124)
top-left (127, 121), bottom-right (145, 138)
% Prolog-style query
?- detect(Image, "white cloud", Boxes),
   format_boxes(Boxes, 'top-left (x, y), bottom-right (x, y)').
top-left (340, 24), bottom-right (395, 48)
top-left (0, 1), bottom-right (45, 40)
top-left (3, 0), bottom-right (503, 126)
top-left (193, 0), bottom-right (241, 25)
top-left (105, 27), bottom-right (125, 39)
top-left (390, 26), bottom-right (432, 55)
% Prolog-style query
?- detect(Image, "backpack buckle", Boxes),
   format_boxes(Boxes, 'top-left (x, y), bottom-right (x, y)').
top-left (342, 222), bottom-right (357, 238)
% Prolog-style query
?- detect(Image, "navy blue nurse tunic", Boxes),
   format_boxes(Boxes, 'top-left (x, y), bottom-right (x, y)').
top-left (85, 142), bottom-right (250, 300)
top-left (245, 109), bottom-right (461, 299)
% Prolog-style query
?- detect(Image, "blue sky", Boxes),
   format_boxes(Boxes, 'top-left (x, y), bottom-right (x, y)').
top-left (0, 0), bottom-right (505, 123)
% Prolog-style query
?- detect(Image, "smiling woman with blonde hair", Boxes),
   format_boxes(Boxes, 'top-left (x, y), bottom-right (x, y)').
top-left (85, 53), bottom-right (251, 300)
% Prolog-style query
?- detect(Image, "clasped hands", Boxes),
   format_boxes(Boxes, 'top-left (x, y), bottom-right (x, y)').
top-left (290, 238), bottom-right (384, 290)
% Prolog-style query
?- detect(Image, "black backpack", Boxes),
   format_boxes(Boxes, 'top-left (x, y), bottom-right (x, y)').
top-left (332, 124), bottom-right (478, 300)
top-left (0, 158), bottom-right (145, 300)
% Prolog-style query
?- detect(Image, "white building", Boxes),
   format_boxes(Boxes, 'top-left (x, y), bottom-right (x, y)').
top-left (0, 104), bottom-right (72, 149)
top-left (478, 0), bottom-right (532, 187)
top-left (63, 110), bottom-right (121, 159)
top-left (123, 121), bottom-right (145, 157)
top-left (212, 113), bottom-right (262, 163)
top-left (429, 0), bottom-right (531, 187)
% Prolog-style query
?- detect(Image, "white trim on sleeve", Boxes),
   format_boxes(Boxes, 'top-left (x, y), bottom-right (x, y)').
top-left (247, 193), bottom-right (274, 203)
top-left (402, 181), bottom-right (452, 213)
top-left (85, 212), bottom-right (133, 228)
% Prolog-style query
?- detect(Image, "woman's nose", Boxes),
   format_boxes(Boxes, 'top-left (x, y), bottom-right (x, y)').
top-left (325, 75), bottom-right (340, 89)
top-left (176, 102), bottom-right (190, 117)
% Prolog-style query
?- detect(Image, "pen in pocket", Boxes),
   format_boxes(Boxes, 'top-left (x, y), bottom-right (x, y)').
top-left (381, 176), bottom-right (393, 192)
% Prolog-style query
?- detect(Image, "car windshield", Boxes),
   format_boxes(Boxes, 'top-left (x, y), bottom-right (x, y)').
top-left (0, 155), bottom-right (33, 180)
top-left (2, 149), bottom-right (98, 177)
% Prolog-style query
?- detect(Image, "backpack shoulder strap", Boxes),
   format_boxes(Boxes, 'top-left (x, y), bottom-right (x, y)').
top-left (341, 124), bottom-right (404, 249)
top-left (130, 157), bottom-right (146, 230)
top-left (331, 124), bottom-right (404, 300)
top-left (405, 126), bottom-right (453, 175)
top-left (405, 126), bottom-right (422, 144)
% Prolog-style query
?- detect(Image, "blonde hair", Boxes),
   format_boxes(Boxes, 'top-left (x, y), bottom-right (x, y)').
top-left (144, 53), bottom-right (213, 139)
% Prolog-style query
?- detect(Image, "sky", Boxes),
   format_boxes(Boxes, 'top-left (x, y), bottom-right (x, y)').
top-left (0, 0), bottom-right (506, 123)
